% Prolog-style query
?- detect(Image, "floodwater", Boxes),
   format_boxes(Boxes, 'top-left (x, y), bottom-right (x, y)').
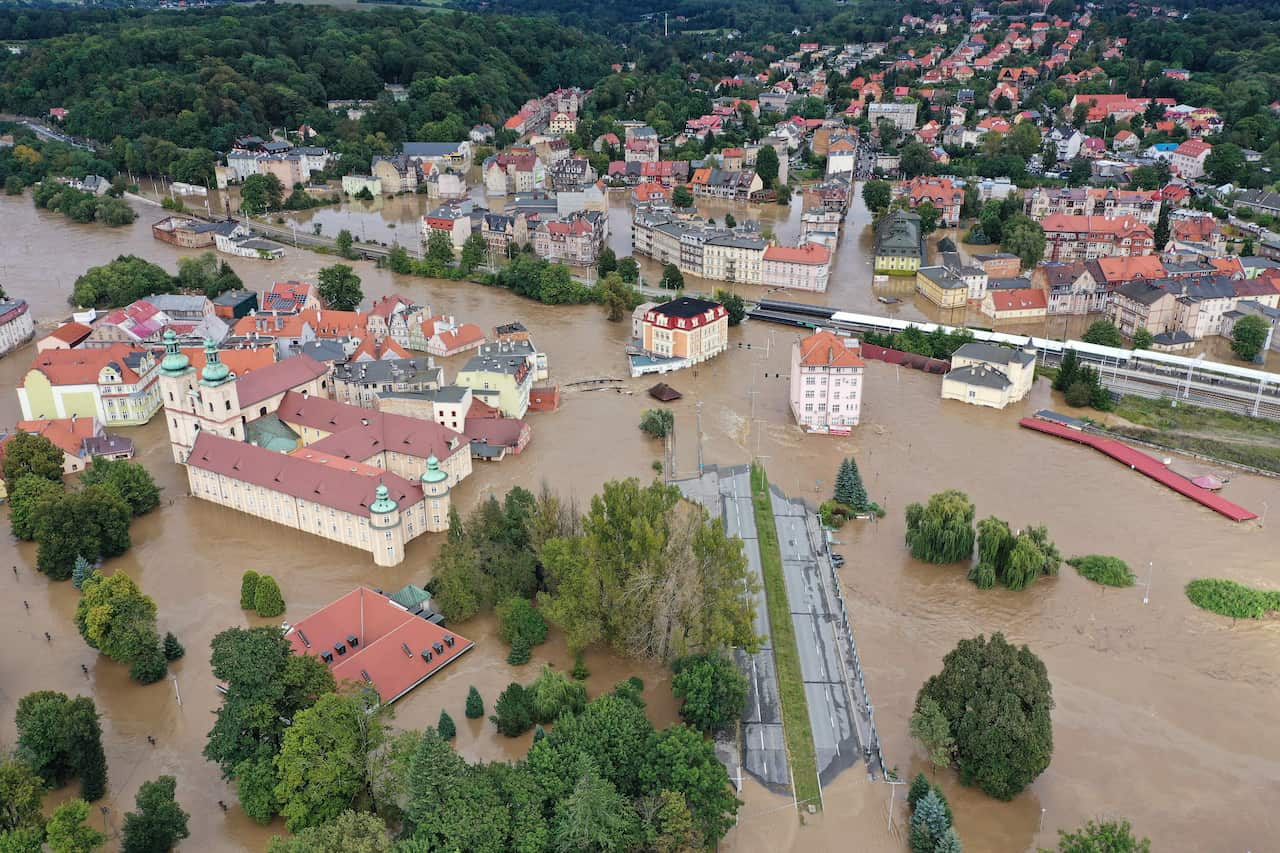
top-left (2, 191), bottom-right (1280, 851)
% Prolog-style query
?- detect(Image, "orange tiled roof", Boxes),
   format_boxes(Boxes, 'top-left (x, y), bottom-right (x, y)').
top-left (798, 330), bottom-right (864, 367)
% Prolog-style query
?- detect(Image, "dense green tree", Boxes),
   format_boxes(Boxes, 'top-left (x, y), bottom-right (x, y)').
top-left (1131, 328), bottom-right (1154, 350)
top-left (1231, 314), bottom-right (1270, 361)
top-left (460, 232), bottom-right (488, 273)
top-left (387, 245), bottom-right (413, 275)
top-left (713, 289), bottom-right (746, 326)
top-left (1001, 215), bottom-right (1046, 268)
top-left (970, 516), bottom-right (1011, 590)
top-left (317, 264), bottom-right (363, 312)
top-left (507, 634), bottom-right (532, 665)
top-left (266, 810), bottom-right (392, 853)
top-left (35, 487), bottom-right (132, 580)
top-left (834, 457), bottom-right (869, 511)
top-left (465, 686), bottom-right (485, 719)
top-left (1041, 819), bottom-right (1150, 852)
top-left (934, 827), bottom-right (963, 853)
top-left (540, 478), bottom-right (758, 661)
top-left (75, 570), bottom-right (159, 673)
top-left (2, 434), bottom-right (63, 486)
top-left (908, 695), bottom-right (954, 772)
top-left (901, 142), bottom-right (933, 178)
top-left (80, 459), bottom-right (160, 516)
top-left (234, 749), bottom-right (280, 824)
top-left (8, 475), bottom-right (64, 541)
top-left (437, 710), bottom-right (456, 740)
top-left (71, 255), bottom-right (173, 310)
top-left (641, 724), bottom-right (740, 842)
top-left (754, 144), bottom-right (779, 189)
top-left (240, 174), bottom-right (284, 215)
top-left (599, 272), bottom-right (637, 322)
top-left (1204, 143), bottom-right (1245, 185)
top-left (129, 638), bottom-right (169, 685)
top-left (1053, 349), bottom-right (1079, 392)
top-left (239, 571), bottom-right (260, 609)
top-left (862, 179), bottom-right (892, 214)
top-left (253, 574), bottom-right (286, 617)
top-left (1153, 204), bottom-right (1170, 251)
top-left (909, 789), bottom-right (949, 853)
top-left (491, 682), bottom-right (535, 737)
top-left (916, 633), bottom-right (1054, 800)
top-left (121, 776), bottom-right (189, 853)
top-left (274, 689), bottom-right (387, 831)
top-left (596, 246), bottom-right (618, 278)
top-left (44, 800), bottom-right (104, 853)
top-left (905, 490), bottom-right (976, 564)
top-left (671, 185), bottom-right (694, 208)
top-left (15, 692), bottom-right (105, 800)
top-left (552, 760), bottom-right (641, 853)
top-left (528, 665), bottom-right (588, 725)
top-left (162, 632), bottom-right (184, 661)
top-left (426, 230), bottom-right (456, 266)
top-left (205, 627), bottom-right (335, 778)
top-left (0, 759), bottom-right (44, 835)
top-left (617, 256), bottom-right (640, 283)
top-left (671, 653), bottom-right (748, 735)
top-left (334, 230), bottom-right (356, 260)
top-left (915, 201), bottom-right (940, 235)
top-left (1082, 321), bottom-right (1124, 348)
top-left (660, 263), bottom-right (684, 290)
top-left (639, 408), bottom-right (674, 439)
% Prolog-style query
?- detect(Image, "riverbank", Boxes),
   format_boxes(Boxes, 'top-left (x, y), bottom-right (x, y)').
top-left (1106, 396), bottom-right (1280, 475)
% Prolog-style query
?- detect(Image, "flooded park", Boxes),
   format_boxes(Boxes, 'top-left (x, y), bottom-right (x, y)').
top-left (1, 190), bottom-right (1279, 851)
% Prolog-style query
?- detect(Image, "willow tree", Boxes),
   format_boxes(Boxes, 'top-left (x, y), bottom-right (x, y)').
top-left (904, 491), bottom-right (975, 564)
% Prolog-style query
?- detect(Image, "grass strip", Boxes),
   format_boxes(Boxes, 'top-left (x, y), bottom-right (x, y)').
top-left (1185, 578), bottom-right (1280, 619)
top-left (749, 463), bottom-right (821, 811)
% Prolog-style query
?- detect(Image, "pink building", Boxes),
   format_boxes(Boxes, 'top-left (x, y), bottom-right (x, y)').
top-left (762, 243), bottom-right (832, 292)
top-left (789, 330), bottom-right (865, 435)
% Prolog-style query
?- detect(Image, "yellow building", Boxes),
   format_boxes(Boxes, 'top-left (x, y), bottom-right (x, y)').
top-left (455, 342), bottom-right (536, 419)
top-left (915, 266), bottom-right (969, 309)
top-left (18, 344), bottom-right (161, 426)
top-left (941, 342), bottom-right (1037, 409)
top-left (874, 209), bottom-right (924, 275)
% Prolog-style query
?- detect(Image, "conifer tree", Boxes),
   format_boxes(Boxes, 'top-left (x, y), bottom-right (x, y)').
top-left (464, 686), bottom-right (484, 719)
top-left (253, 575), bottom-right (285, 618)
top-left (163, 632), bottom-right (185, 661)
top-left (72, 555), bottom-right (91, 590)
top-left (239, 571), bottom-right (260, 610)
top-left (437, 710), bottom-right (456, 740)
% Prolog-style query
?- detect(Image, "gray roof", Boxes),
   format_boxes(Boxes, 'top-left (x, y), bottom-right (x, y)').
top-left (945, 364), bottom-right (1011, 390)
top-left (379, 385), bottom-right (471, 404)
top-left (145, 293), bottom-right (208, 314)
top-left (292, 339), bottom-right (352, 363)
top-left (875, 209), bottom-right (923, 256)
top-left (987, 276), bottom-right (1032, 290)
top-left (333, 358), bottom-right (442, 385)
top-left (402, 141), bottom-right (464, 158)
top-left (917, 266), bottom-right (966, 289)
top-left (952, 341), bottom-right (1035, 367)
top-left (1115, 279), bottom-right (1170, 305)
top-left (213, 289), bottom-right (257, 307)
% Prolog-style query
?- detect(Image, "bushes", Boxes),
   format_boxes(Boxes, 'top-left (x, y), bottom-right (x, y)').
top-left (671, 653), bottom-right (747, 735)
top-left (639, 408), bottom-right (674, 439)
top-left (464, 686), bottom-right (484, 719)
top-left (253, 575), bottom-right (285, 618)
top-left (240, 571), bottom-right (260, 610)
top-left (1068, 555), bottom-right (1136, 587)
top-left (528, 665), bottom-right (588, 724)
top-left (1185, 578), bottom-right (1280, 619)
top-left (497, 597), bottom-right (548, 653)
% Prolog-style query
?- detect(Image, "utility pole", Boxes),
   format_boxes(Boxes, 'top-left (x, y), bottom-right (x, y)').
top-left (1143, 561), bottom-right (1153, 605)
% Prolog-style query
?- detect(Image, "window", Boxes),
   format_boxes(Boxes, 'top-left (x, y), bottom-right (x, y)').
top-left (225, 400), bottom-right (232, 411)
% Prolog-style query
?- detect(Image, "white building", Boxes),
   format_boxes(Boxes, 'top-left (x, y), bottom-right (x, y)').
top-left (789, 330), bottom-right (865, 434)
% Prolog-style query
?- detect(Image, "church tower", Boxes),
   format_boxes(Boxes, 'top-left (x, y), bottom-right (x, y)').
top-left (158, 332), bottom-right (245, 463)
top-left (421, 454), bottom-right (452, 533)
top-left (369, 483), bottom-right (406, 567)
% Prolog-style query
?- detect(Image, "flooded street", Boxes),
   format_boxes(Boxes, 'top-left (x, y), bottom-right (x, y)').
top-left (2, 191), bottom-right (1279, 851)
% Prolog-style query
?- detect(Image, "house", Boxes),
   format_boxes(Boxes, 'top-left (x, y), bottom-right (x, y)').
top-left (213, 224), bottom-right (285, 260)
top-left (634, 297), bottom-right (729, 375)
top-left (264, 281), bottom-right (321, 313)
top-left (868, 101), bottom-right (918, 130)
top-left (971, 253), bottom-right (1022, 279)
top-left (874, 209), bottom-right (924, 275)
top-left (532, 210), bottom-right (608, 266)
top-left (1048, 126), bottom-right (1085, 162)
top-left (36, 321), bottom-right (92, 352)
top-left (1171, 140), bottom-right (1212, 179)
top-left (915, 266), bottom-right (969, 309)
top-left (455, 341), bottom-right (537, 419)
top-left (1112, 130), bottom-right (1139, 152)
top-left (371, 154), bottom-right (421, 194)
top-left (826, 136), bottom-right (859, 176)
top-left (789, 330), bottom-right (864, 434)
top-left (18, 344), bottom-right (161, 425)
top-left (420, 317), bottom-right (486, 358)
top-left (152, 216), bottom-right (226, 249)
top-left (1234, 189), bottom-right (1280, 218)
top-left (1031, 262), bottom-right (1104, 315)
top-left (762, 243), bottom-right (832, 292)
top-left (981, 289), bottom-right (1047, 321)
top-left (0, 416), bottom-right (133, 481)
top-left (212, 291), bottom-right (259, 322)
top-left (907, 177), bottom-right (964, 227)
top-left (1109, 279), bottom-right (1183, 338)
top-left (0, 299), bottom-right (35, 356)
top-left (1041, 215), bottom-right (1155, 262)
top-left (470, 124), bottom-right (495, 143)
top-left (342, 175), bottom-right (382, 197)
top-left (632, 182), bottom-right (671, 205)
top-left (285, 587), bottom-right (472, 704)
top-left (401, 141), bottom-right (472, 173)
top-left (1024, 187), bottom-right (1161, 227)
top-left (332, 357), bottom-right (442, 408)
top-left (940, 343), bottom-right (1036, 409)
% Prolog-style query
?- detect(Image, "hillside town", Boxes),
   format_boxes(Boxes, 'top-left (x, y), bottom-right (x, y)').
top-left (1, 1), bottom-right (1280, 852)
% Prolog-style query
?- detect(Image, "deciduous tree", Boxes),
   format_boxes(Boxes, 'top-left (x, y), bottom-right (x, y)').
top-left (671, 653), bottom-right (747, 735)
top-left (317, 264), bottom-right (362, 312)
top-left (1231, 314), bottom-right (1269, 361)
top-left (121, 775), bottom-right (190, 853)
top-left (44, 799), bottom-right (104, 853)
top-left (905, 490), bottom-right (975, 564)
top-left (1043, 819), bottom-right (1150, 853)
top-left (8, 475), bottom-right (64, 541)
top-left (2, 433), bottom-right (64, 486)
top-left (80, 459), bottom-right (160, 516)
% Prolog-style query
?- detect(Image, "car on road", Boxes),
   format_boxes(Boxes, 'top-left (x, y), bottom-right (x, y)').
top-left (831, 553), bottom-right (845, 567)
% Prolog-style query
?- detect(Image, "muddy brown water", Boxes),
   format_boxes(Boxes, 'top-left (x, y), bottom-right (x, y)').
top-left (1, 193), bottom-right (1279, 851)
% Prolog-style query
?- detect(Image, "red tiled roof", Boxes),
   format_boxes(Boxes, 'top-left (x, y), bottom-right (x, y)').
top-left (14, 417), bottom-right (96, 457)
top-left (1174, 139), bottom-right (1211, 158)
top-left (45, 322), bottom-right (92, 345)
top-left (181, 346), bottom-right (277, 377)
top-left (277, 391), bottom-right (466, 464)
top-left (798, 330), bottom-right (864, 367)
top-left (187, 432), bottom-right (423, 518)
top-left (352, 337), bottom-right (409, 361)
top-left (465, 416), bottom-right (528, 449)
top-left (286, 587), bottom-right (473, 704)
top-left (1091, 255), bottom-right (1166, 283)
top-left (988, 290), bottom-right (1047, 312)
top-left (22, 344), bottom-right (148, 387)
top-left (234, 354), bottom-right (328, 406)
top-left (764, 243), bottom-right (831, 264)
top-left (1041, 214), bottom-right (1153, 238)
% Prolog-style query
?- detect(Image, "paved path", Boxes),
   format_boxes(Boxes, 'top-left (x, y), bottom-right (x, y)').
top-left (677, 465), bottom-right (791, 793)
top-left (769, 487), bottom-right (869, 787)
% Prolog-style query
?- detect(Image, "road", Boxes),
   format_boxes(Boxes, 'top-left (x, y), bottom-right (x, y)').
top-left (769, 487), bottom-right (870, 786)
top-left (676, 465), bottom-right (791, 793)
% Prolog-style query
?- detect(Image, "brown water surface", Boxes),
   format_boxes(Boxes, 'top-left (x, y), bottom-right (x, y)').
top-left (1, 193), bottom-right (1278, 851)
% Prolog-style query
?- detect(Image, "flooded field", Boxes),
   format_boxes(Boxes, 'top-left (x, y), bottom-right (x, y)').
top-left (2, 192), bottom-right (1279, 851)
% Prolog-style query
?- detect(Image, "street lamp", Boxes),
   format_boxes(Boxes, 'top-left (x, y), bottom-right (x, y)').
top-left (1143, 561), bottom-right (1153, 605)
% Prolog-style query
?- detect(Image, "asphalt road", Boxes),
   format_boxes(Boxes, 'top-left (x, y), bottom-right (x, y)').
top-left (677, 466), bottom-right (791, 793)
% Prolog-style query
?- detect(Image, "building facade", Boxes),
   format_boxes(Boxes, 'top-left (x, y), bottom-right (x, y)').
top-left (638, 298), bottom-right (729, 367)
top-left (19, 344), bottom-right (161, 425)
top-left (941, 343), bottom-right (1036, 409)
top-left (789, 331), bottom-right (865, 434)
